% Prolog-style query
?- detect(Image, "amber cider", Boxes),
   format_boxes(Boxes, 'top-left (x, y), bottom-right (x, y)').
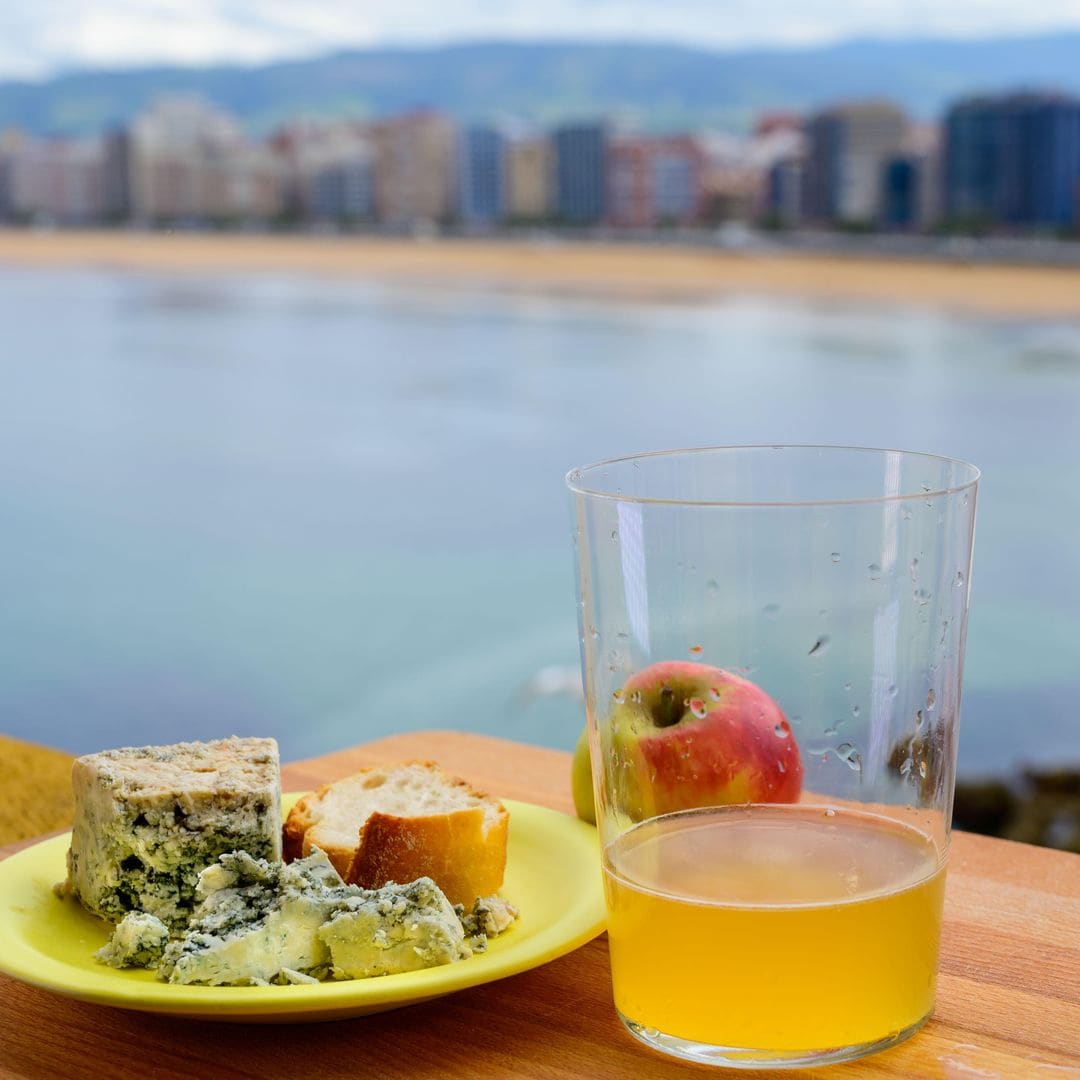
top-left (603, 804), bottom-right (946, 1054)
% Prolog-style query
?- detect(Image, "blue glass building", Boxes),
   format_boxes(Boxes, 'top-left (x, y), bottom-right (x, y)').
top-left (553, 123), bottom-right (607, 225)
top-left (945, 93), bottom-right (1080, 229)
top-left (457, 126), bottom-right (506, 225)
top-left (881, 157), bottom-right (920, 229)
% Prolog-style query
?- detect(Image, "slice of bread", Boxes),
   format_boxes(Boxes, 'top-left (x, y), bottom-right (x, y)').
top-left (283, 761), bottom-right (508, 907)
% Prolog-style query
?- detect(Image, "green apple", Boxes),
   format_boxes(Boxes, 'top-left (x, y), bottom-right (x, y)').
top-left (571, 728), bottom-right (597, 825)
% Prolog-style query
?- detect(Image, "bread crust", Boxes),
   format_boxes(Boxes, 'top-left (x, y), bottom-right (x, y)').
top-left (283, 761), bottom-right (509, 906)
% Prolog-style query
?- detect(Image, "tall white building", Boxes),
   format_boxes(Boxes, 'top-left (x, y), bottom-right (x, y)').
top-left (805, 102), bottom-right (909, 224)
top-left (127, 96), bottom-right (282, 222)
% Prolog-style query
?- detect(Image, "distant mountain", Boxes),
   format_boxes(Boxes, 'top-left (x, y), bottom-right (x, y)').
top-left (3, 35), bottom-right (1080, 137)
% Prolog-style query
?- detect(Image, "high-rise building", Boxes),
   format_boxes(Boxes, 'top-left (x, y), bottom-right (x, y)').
top-left (309, 159), bottom-right (374, 222)
top-left (126, 96), bottom-right (281, 222)
top-left (553, 123), bottom-right (607, 225)
top-left (764, 157), bottom-right (805, 226)
top-left (506, 137), bottom-right (552, 221)
top-left (101, 130), bottom-right (132, 220)
top-left (372, 111), bottom-right (455, 226)
top-left (804, 102), bottom-right (909, 224)
top-left (457, 126), bottom-right (507, 225)
top-left (0, 133), bottom-right (105, 223)
top-left (944, 93), bottom-right (1080, 229)
top-left (607, 136), bottom-right (705, 227)
top-left (880, 124), bottom-right (941, 231)
top-left (270, 119), bottom-right (373, 221)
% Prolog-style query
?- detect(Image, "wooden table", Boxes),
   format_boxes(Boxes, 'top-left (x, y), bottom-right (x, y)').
top-left (1, 731), bottom-right (1078, 1079)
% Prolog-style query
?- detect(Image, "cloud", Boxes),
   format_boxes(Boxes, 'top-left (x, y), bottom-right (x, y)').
top-left (5, 0), bottom-right (1080, 79)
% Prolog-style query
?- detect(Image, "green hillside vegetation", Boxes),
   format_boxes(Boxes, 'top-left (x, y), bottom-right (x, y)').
top-left (2, 35), bottom-right (1080, 136)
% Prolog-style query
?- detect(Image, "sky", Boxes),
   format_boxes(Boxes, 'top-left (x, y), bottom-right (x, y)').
top-left (4, 1), bottom-right (1080, 80)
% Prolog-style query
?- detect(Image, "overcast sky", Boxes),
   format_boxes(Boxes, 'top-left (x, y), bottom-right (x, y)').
top-left (4, 1), bottom-right (1080, 80)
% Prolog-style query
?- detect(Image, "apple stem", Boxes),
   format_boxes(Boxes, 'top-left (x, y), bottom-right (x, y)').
top-left (655, 686), bottom-right (682, 728)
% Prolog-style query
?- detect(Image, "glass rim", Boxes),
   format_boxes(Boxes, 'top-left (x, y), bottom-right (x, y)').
top-left (565, 444), bottom-right (981, 508)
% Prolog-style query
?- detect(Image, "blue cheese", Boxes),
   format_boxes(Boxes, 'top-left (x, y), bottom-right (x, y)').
top-left (158, 849), bottom-right (350, 985)
top-left (319, 877), bottom-right (472, 979)
top-left (458, 894), bottom-right (519, 951)
top-left (61, 737), bottom-right (281, 929)
top-left (95, 912), bottom-right (170, 969)
top-left (157, 850), bottom-right (489, 986)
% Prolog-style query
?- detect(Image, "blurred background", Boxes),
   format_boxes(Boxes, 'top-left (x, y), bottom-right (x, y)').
top-left (1, 2), bottom-right (1078, 849)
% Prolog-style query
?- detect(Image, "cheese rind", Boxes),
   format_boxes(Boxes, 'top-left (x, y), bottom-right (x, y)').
top-left (63, 737), bottom-right (281, 928)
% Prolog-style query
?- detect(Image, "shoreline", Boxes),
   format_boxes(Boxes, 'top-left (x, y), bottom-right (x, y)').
top-left (3, 229), bottom-right (1080, 318)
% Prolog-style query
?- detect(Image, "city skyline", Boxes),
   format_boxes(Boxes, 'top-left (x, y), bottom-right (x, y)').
top-left (5, 3), bottom-right (1080, 80)
top-left (3, 88), bottom-right (1078, 236)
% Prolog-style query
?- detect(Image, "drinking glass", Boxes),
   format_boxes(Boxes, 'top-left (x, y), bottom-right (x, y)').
top-left (567, 445), bottom-right (979, 1068)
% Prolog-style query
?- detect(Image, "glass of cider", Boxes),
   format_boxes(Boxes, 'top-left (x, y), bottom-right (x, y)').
top-left (567, 446), bottom-right (979, 1068)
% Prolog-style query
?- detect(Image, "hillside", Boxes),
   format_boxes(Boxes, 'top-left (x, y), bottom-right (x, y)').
top-left (2, 35), bottom-right (1080, 136)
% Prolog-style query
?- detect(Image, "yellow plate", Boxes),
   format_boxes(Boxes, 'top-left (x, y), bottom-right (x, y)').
top-left (0, 796), bottom-right (604, 1022)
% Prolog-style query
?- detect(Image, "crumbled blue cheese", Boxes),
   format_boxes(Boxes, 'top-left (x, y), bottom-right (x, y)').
top-left (152, 849), bottom-right (515, 986)
top-left (319, 877), bottom-right (472, 979)
top-left (458, 894), bottom-right (520, 951)
top-left (158, 850), bottom-right (350, 986)
top-left (95, 911), bottom-right (171, 969)
top-left (62, 737), bottom-right (281, 929)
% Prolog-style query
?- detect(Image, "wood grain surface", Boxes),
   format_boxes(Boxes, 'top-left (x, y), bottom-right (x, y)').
top-left (1, 731), bottom-right (1077, 1079)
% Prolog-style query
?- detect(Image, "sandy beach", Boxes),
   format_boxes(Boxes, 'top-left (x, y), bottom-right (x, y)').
top-left (3, 229), bottom-right (1080, 318)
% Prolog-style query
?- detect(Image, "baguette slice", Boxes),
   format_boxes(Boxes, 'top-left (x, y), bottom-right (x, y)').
top-left (283, 761), bottom-right (508, 907)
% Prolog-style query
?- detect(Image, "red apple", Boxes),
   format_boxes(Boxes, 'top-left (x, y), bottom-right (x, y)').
top-left (605, 660), bottom-right (802, 820)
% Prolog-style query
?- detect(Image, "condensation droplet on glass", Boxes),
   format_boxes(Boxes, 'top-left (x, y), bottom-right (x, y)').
top-left (915, 588), bottom-right (932, 605)
top-left (774, 723), bottom-right (789, 739)
top-left (818, 608), bottom-right (829, 618)
top-left (926, 688), bottom-right (936, 710)
top-left (909, 557), bottom-right (919, 582)
top-left (808, 635), bottom-right (831, 658)
top-left (708, 686), bottom-right (722, 701)
top-left (630, 690), bottom-right (642, 704)
top-left (955, 571), bottom-right (965, 587)
top-left (689, 644), bottom-right (704, 656)
top-left (830, 552), bottom-right (841, 564)
top-left (777, 760), bottom-right (786, 773)
top-left (762, 603), bottom-right (781, 620)
top-left (616, 631), bottom-right (630, 641)
top-left (824, 725), bottom-right (838, 736)
top-left (963, 492), bottom-right (970, 506)
top-left (921, 482), bottom-right (932, 492)
top-left (915, 708), bottom-right (924, 730)
top-left (689, 698), bottom-right (708, 720)
top-left (868, 563), bottom-right (881, 579)
top-left (836, 743), bottom-right (862, 772)
top-left (902, 507), bottom-right (913, 520)
top-left (706, 578), bottom-right (720, 595)
top-left (843, 681), bottom-right (852, 692)
top-left (608, 650), bottom-right (619, 663)
top-left (823, 808), bottom-right (837, 818)
top-left (918, 761), bottom-right (928, 780)
top-left (852, 704), bottom-right (861, 718)
top-left (610, 529), bottom-right (619, 542)
top-left (612, 689), bottom-right (625, 704)
top-left (588, 625), bottom-right (599, 640)
top-left (888, 683), bottom-right (898, 698)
